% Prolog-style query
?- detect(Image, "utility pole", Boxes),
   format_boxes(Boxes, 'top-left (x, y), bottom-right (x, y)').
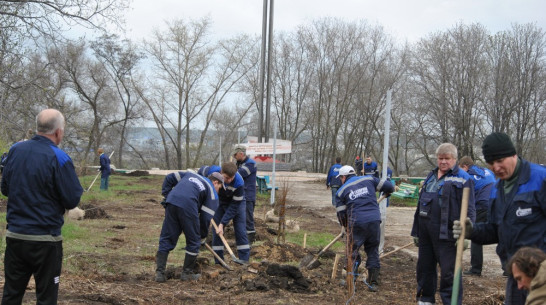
top-left (258, 0), bottom-right (274, 143)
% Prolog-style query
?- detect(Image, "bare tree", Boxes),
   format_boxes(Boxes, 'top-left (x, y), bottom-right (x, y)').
top-left (0, 0), bottom-right (129, 40)
top-left (410, 23), bottom-right (490, 163)
top-left (91, 34), bottom-right (146, 168)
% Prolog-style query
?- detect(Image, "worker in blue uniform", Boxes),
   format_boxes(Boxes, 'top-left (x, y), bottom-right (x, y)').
top-left (326, 157), bottom-right (343, 206)
top-left (212, 162), bottom-right (250, 263)
top-left (411, 143), bottom-right (476, 305)
top-left (233, 145), bottom-right (258, 244)
top-left (454, 132), bottom-right (546, 305)
top-left (363, 156), bottom-right (379, 178)
top-left (335, 165), bottom-right (394, 292)
top-left (458, 156), bottom-right (496, 277)
top-left (155, 171), bottom-right (224, 282)
top-left (98, 148), bottom-right (111, 191)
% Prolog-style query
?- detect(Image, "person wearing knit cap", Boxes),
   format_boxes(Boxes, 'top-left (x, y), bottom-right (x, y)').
top-left (454, 132), bottom-right (546, 305)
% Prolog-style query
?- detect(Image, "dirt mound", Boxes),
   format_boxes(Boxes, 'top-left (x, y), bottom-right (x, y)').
top-left (79, 202), bottom-right (109, 219)
top-left (123, 170), bottom-right (150, 176)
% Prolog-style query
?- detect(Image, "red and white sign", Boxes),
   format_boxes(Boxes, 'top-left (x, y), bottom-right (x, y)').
top-left (240, 137), bottom-right (292, 155)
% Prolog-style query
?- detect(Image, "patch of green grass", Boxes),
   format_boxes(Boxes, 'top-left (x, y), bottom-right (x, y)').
top-left (285, 230), bottom-right (344, 251)
top-left (389, 196), bottom-right (418, 207)
top-left (61, 221), bottom-right (88, 240)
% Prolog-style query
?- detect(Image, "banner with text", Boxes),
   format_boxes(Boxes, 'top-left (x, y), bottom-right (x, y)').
top-left (240, 137), bottom-right (292, 155)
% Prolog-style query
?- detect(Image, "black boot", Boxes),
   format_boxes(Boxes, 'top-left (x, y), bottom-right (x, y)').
top-left (248, 232), bottom-right (256, 244)
top-left (367, 268), bottom-right (380, 292)
top-left (155, 251), bottom-right (168, 282)
top-left (180, 253), bottom-right (200, 281)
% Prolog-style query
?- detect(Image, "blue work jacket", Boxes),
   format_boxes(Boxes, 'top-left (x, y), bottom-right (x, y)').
top-left (99, 153), bottom-right (111, 178)
top-left (197, 165), bottom-right (221, 177)
top-left (218, 172), bottom-right (245, 226)
top-left (236, 156), bottom-right (257, 201)
top-left (335, 174), bottom-right (394, 227)
top-left (411, 165), bottom-right (476, 241)
top-left (1, 135), bottom-right (83, 236)
top-left (471, 158), bottom-right (546, 259)
top-left (467, 164), bottom-right (496, 211)
top-left (162, 171), bottom-right (219, 239)
top-left (326, 163), bottom-right (343, 188)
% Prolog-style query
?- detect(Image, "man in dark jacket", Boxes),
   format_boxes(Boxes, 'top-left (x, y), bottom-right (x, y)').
top-left (326, 157), bottom-right (343, 206)
top-left (98, 148), bottom-right (111, 191)
top-left (458, 156), bottom-right (496, 276)
top-left (336, 165), bottom-right (394, 292)
top-left (363, 156), bottom-right (379, 178)
top-left (354, 156), bottom-right (363, 176)
top-left (412, 143), bottom-right (476, 305)
top-left (1, 109), bottom-right (83, 304)
top-left (155, 171), bottom-right (223, 282)
top-left (212, 162), bottom-right (250, 263)
top-left (454, 132), bottom-right (546, 305)
top-left (233, 145), bottom-right (258, 244)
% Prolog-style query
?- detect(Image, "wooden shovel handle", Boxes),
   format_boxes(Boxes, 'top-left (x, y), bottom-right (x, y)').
top-left (210, 219), bottom-right (236, 257)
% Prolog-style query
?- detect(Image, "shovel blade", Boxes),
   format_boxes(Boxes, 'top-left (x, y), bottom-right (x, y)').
top-left (299, 254), bottom-right (315, 268)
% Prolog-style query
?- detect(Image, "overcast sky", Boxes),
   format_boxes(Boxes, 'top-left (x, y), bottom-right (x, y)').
top-left (123, 0), bottom-right (546, 43)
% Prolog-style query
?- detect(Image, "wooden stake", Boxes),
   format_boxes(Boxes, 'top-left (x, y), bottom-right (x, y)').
top-left (332, 254), bottom-right (340, 280)
top-left (303, 233), bottom-right (307, 249)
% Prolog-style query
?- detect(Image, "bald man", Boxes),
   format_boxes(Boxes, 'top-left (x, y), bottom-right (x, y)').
top-left (1, 109), bottom-right (83, 304)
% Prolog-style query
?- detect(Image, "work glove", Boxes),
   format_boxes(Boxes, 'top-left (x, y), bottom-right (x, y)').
top-left (453, 217), bottom-right (473, 239)
top-left (413, 237), bottom-right (419, 247)
top-left (160, 198), bottom-right (167, 209)
top-left (455, 239), bottom-right (470, 251)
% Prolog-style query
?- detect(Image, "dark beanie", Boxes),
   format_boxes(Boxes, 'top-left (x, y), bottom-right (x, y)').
top-left (482, 132), bottom-right (516, 163)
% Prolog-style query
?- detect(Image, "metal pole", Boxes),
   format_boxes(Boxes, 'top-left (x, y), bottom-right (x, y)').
top-left (270, 120), bottom-right (277, 206)
top-left (379, 89), bottom-right (392, 254)
top-left (258, 0), bottom-right (268, 143)
top-left (219, 136), bottom-right (222, 166)
top-left (264, 0), bottom-right (274, 142)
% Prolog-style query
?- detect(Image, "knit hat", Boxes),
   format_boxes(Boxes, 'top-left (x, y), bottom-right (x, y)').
top-left (481, 132), bottom-right (516, 163)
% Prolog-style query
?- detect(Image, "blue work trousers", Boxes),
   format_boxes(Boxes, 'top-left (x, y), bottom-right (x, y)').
top-left (212, 202), bottom-right (250, 262)
top-left (349, 220), bottom-right (380, 270)
top-left (100, 176), bottom-right (109, 191)
top-left (158, 203), bottom-right (201, 256)
top-left (330, 186), bottom-right (339, 206)
top-left (245, 200), bottom-right (256, 234)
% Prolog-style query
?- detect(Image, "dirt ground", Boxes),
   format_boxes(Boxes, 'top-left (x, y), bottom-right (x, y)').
top-left (0, 171), bottom-right (507, 304)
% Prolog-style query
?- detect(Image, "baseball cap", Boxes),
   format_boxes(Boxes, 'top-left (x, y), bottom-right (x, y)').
top-left (232, 144), bottom-right (246, 155)
top-left (336, 165), bottom-right (356, 178)
top-left (209, 171), bottom-right (225, 189)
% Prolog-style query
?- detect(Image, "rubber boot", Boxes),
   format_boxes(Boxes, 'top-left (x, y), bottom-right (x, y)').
top-left (180, 253), bottom-right (201, 281)
top-left (248, 232), bottom-right (256, 244)
top-left (367, 268), bottom-right (380, 292)
top-left (155, 251), bottom-right (168, 282)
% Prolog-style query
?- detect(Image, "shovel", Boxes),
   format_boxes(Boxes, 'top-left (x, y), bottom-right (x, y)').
top-left (210, 219), bottom-right (247, 265)
top-left (203, 243), bottom-right (232, 271)
top-left (300, 227), bottom-right (345, 270)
